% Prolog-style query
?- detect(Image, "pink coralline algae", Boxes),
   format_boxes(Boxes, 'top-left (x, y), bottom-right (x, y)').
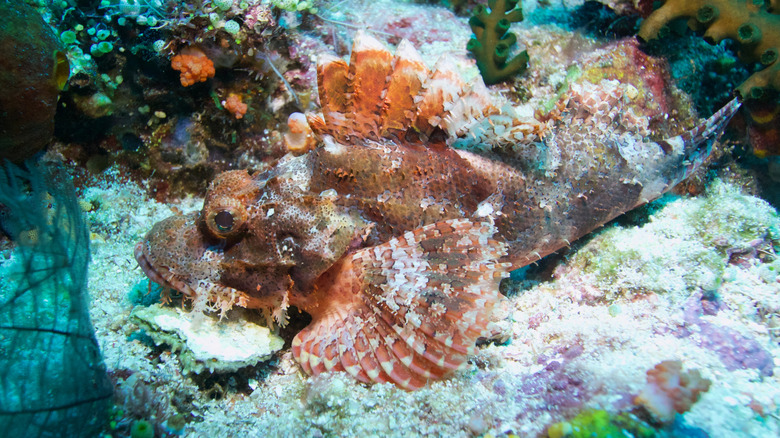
top-left (244, 3), bottom-right (275, 32)
top-left (695, 322), bottom-right (774, 377)
top-left (517, 358), bottom-right (589, 411)
top-left (680, 296), bottom-right (774, 377)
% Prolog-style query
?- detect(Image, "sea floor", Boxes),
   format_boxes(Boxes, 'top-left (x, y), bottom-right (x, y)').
top-left (3, 0), bottom-right (780, 436)
top-left (78, 167), bottom-right (780, 437)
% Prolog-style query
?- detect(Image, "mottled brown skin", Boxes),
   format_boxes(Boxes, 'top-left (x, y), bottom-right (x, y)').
top-left (139, 96), bottom-right (736, 310)
top-left (136, 32), bottom-right (741, 389)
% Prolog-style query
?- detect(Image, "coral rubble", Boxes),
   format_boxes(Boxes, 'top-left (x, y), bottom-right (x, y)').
top-left (132, 303), bottom-right (284, 374)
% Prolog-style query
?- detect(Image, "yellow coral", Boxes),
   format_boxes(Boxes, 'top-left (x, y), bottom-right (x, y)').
top-left (638, 0), bottom-right (780, 98)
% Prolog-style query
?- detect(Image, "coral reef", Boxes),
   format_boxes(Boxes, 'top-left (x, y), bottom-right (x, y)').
top-left (81, 106), bottom-right (779, 438)
top-left (33, 0), bottom-right (318, 199)
top-left (546, 409), bottom-right (656, 438)
top-left (467, 0), bottom-right (529, 85)
top-left (637, 0), bottom-right (780, 99)
top-left (224, 93), bottom-right (248, 119)
top-left (171, 48), bottom-right (216, 87)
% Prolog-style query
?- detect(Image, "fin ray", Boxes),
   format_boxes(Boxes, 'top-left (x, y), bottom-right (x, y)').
top-left (292, 218), bottom-right (511, 390)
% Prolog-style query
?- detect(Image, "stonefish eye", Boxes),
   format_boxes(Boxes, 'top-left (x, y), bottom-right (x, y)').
top-left (214, 210), bottom-right (234, 232)
top-left (205, 203), bottom-right (247, 239)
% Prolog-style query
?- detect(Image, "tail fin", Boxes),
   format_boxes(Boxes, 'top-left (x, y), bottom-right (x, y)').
top-left (657, 97), bottom-right (741, 186)
top-left (634, 97), bottom-right (742, 203)
top-left (292, 219), bottom-right (511, 390)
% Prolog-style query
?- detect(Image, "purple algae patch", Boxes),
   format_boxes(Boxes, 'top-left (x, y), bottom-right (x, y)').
top-left (516, 361), bottom-right (588, 409)
top-left (678, 295), bottom-right (774, 377)
top-left (696, 321), bottom-right (774, 377)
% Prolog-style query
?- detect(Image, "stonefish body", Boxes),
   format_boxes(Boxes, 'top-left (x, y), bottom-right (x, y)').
top-left (136, 32), bottom-right (740, 390)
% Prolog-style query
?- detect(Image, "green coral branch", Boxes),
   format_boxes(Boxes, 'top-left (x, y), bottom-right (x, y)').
top-left (637, 0), bottom-right (780, 99)
top-left (467, 0), bottom-right (529, 85)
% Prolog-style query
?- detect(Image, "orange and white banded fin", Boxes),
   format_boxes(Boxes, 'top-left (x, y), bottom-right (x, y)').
top-left (292, 218), bottom-right (511, 390)
top-left (311, 31), bottom-right (505, 150)
top-left (380, 39), bottom-right (430, 139)
top-left (348, 31), bottom-right (394, 140)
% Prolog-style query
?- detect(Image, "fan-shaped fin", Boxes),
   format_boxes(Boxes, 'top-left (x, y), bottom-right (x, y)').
top-left (292, 218), bottom-right (511, 390)
top-left (310, 31), bottom-right (508, 150)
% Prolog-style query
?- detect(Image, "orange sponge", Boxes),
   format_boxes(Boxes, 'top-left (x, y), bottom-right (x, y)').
top-left (171, 48), bottom-right (215, 87)
top-left (224, 93), bottom-right (248, 119)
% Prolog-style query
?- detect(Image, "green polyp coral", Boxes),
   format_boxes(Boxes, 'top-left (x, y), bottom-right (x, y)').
top-left (637, 0), bottom-right (780, 99)
top-left (467, 0), bottom-right (529, 85)
top-left (130, 419), bottom-right (155, 438)
top-left (546, 409), bottom-right (657, 438)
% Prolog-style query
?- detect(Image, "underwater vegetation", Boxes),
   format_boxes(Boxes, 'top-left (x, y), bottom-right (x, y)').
top-left (0, 162), bottom-right (111, 437)
top-left (467, 0), bottom-right (530, 85)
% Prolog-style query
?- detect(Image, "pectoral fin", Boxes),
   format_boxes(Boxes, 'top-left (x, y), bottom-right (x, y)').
top-left (292, 218), bottom-right (511, 390)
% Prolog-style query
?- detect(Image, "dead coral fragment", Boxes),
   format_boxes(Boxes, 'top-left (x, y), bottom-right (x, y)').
top-left (131, 303), bottom-right (284, 374)
top-left (171, 48), bottom-right (216, 87)
top-left (634, 360), bottom-right (711, 423)
top-left (638, 0), bottom-right (780, 99)
top-left (467, 0), bottom-right (530, 85)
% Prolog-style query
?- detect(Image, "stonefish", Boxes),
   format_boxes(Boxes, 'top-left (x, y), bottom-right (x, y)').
top-left (136, 32), bottom-right (740, 390)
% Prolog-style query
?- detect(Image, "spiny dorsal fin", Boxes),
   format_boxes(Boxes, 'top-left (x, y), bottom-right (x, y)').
top-left (347, 31), bottom-right (394, 140)
top-left (315, 54), bottom-right (350, 138)
top-left (379, 39), bottom-right (430, 139)
top-left (310, 31), bottom-right (504, 149)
